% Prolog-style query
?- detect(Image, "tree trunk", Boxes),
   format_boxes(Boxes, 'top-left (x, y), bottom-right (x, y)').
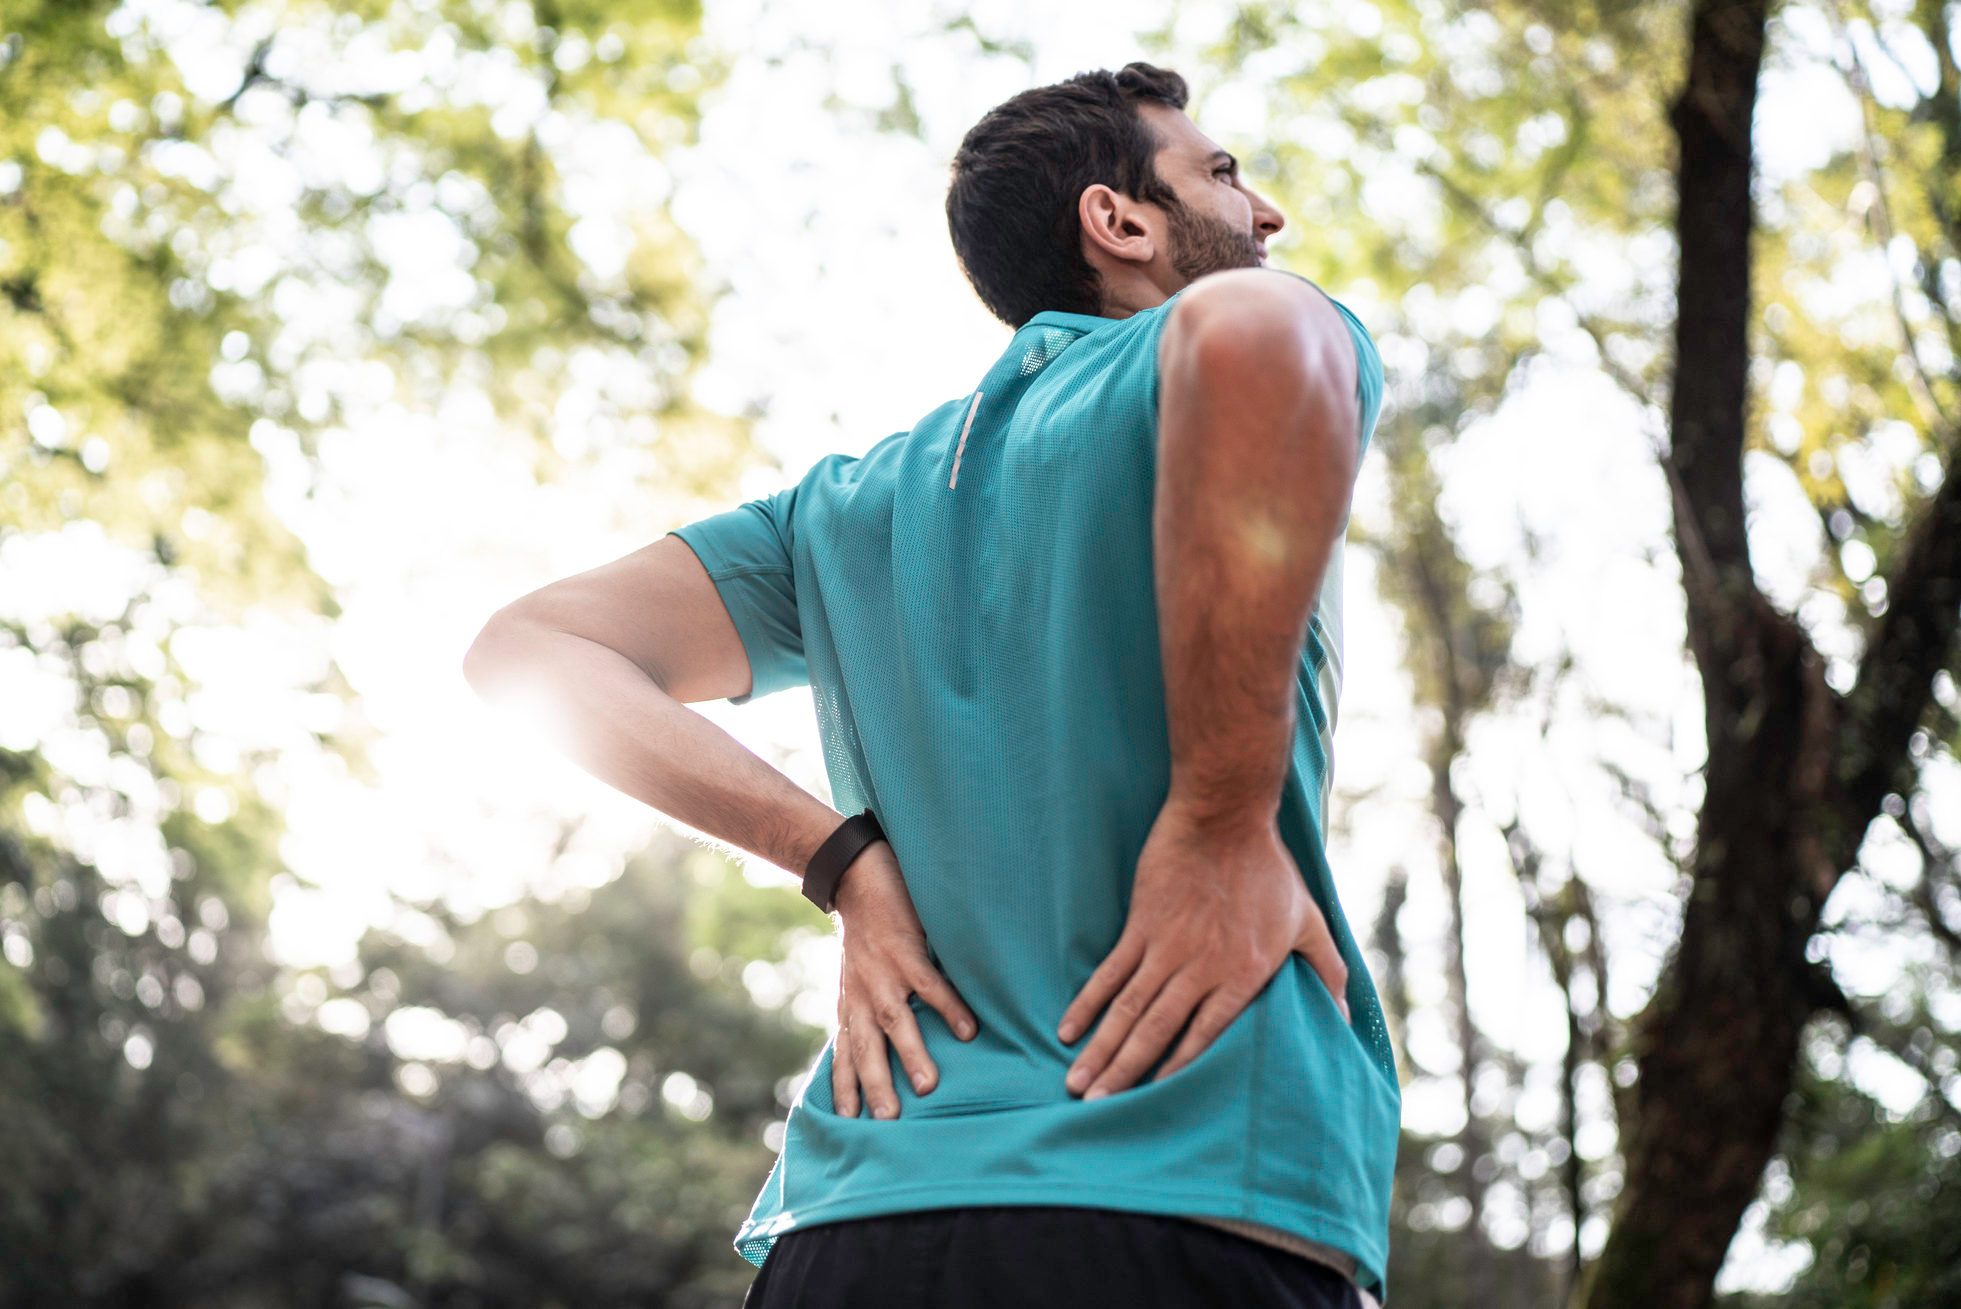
top-left (1578, 3), bottom-right (1815, 1307)
top-left (1579, 0), bottom-right (1961, 1295)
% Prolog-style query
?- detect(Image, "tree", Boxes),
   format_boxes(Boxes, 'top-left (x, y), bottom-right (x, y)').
top-left (1589, 1), bottom-right (1959, 1302)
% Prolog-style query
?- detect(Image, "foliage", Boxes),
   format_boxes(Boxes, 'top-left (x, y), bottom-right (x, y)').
top-left (0, 0), bottom-right (806, 1303)
top-left (1766, 1028), bottom-right (1961, 1309)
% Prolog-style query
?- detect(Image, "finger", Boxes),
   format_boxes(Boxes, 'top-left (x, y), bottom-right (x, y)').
top-left (1149, 984), bottom-right (1248, 1082)
top-left (1295, 919), bottom-right (1351, 1022)
top-left (1057, 930), bottom-right (1146, 1045)
top-left (910, 967), bottom-right (978, 1042)
top-left (1065, 955), bottom-right (1173, 1096)
top-left (1081, 970), bottom-right (1206, 1098)
top-left (875, 989), bottom-right (940, 1097)
top-left (849, 1008), bottom-right (904, 1120)
top-left (832, 1022), bottom-right (861, 1117)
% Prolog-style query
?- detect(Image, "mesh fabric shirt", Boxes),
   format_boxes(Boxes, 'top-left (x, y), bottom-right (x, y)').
top-left (667, 272), bottom-right (1401, 1300)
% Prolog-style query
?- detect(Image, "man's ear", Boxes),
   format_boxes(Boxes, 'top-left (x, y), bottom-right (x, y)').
top-left (1078, 183), bottom-right (1157, 268)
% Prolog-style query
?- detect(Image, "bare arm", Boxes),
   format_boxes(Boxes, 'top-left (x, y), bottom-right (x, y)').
top-left (460, 537), bottom-right (844, 880)
top-left (1154, 270), bottom-right (1360, 830)
top-left (1053, 273), bottom-right (1363, 1088)
top-left (463, 535), bottom-right (979, 1120)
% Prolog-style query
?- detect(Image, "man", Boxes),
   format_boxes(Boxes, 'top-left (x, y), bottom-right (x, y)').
top-left (464, 61), bottom-right (1399, 1308)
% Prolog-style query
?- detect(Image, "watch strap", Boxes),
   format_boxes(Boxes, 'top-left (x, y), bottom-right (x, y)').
top-left (802, 808), bottom-right (885, 914)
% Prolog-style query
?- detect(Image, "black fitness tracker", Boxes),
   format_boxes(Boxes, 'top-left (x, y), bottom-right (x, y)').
top-left (802, 808), bottom-right (886, 914)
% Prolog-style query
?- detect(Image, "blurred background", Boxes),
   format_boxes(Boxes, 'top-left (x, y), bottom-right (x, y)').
top-left (3, 0), bottom-right (1957, 1305)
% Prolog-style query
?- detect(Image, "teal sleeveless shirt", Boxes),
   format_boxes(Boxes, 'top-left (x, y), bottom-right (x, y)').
top-left (668, 274), bottom-right (1401, 1298)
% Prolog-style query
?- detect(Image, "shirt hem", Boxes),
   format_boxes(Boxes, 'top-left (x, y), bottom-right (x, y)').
top-left (731, 1179), bottom-right (1387, 1299)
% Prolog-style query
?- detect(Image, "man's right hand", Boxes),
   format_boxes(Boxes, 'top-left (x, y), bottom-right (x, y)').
top-left (831, 840), bottom-right (979, 1119)
top-left (1054, 798), bottom-right (1349, 1101)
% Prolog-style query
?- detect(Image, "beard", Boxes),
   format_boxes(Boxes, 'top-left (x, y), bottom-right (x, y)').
top-left (1164, 198), bottom-right (1262, 281)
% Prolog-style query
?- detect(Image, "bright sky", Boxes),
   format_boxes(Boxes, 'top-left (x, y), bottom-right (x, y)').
top-left (6, 0), bottom-right (1960, 1293)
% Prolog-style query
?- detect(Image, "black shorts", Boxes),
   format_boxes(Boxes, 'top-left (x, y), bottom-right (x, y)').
top-left (740, 1205), bottom-right (1365, 1308)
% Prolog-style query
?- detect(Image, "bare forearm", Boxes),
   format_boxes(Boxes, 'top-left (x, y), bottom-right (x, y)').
top-left (1154, 301), bottom-right (1358, 828)
top-left (463, 621), bottom-right (841, 878)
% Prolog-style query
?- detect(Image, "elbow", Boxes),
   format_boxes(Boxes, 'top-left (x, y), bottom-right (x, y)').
top-left (461, 607), bottom-right (533, 698)
top-left (461, 628), bottom-right (494, 696)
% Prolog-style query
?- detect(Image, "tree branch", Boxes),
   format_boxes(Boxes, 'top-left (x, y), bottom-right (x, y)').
top-left (1835, 441), bottom-right (1961, 858)
top-left (1661, 0), bottom-right (1771, 726)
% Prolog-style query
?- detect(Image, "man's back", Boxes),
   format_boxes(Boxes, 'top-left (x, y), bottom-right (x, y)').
top-left (668, 277), bottom-right (1399, 1299)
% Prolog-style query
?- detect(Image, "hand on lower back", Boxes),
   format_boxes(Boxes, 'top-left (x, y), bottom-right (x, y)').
top-left (830, 840), bottom-right (978, 1119)
top-left (1055, 799), bottom-right (1349, 1100)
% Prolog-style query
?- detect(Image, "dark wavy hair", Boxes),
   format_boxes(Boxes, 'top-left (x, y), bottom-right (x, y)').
top-left (945, 62), bottom-right (1190, 328)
